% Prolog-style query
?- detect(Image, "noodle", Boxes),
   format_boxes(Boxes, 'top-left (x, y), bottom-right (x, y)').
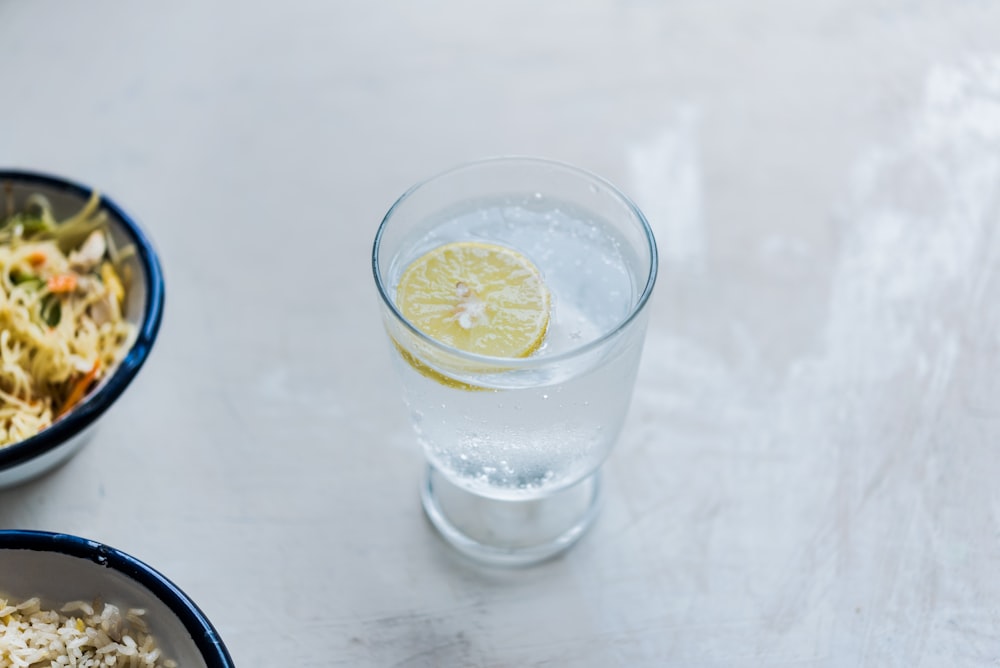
top-left (0, 191), bottom-right (137, 447)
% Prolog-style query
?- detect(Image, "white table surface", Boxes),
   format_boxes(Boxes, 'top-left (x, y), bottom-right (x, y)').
top-left (3, 1), bottom-right (1000, 666)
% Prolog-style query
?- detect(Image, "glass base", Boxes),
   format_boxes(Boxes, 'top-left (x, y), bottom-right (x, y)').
top-left (420, 465), bottom-right (602, 567)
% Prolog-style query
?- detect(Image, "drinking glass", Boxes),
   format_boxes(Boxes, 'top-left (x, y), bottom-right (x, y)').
top-left (373, 157), bottom-right (657, 566)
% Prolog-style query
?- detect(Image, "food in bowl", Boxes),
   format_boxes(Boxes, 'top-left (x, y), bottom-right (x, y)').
top-left (0, 531), bottom-right (234, 667)
top-left (0, 594), bottom-right (175, 667)
top-left (0, 171), bottom-right (163, 489)
top-left (0, 189), bottom-right (136, 447)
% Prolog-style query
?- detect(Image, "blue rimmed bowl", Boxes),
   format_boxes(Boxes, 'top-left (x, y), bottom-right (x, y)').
top-left (0, 530), bottom-right (234, 667)
top-left (0, 170), bottom-right (164, 488)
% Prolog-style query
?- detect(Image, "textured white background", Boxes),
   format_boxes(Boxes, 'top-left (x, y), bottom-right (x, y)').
top-left (2, 1), bottom-right (1000, 666)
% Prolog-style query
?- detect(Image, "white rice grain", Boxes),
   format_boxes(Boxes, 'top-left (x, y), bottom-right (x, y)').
top-left (0, 595), bottom-right (177, 667)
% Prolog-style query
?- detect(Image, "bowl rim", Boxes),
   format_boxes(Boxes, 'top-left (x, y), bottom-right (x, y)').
top-left (0, 529), bottom-right (235, 666)
top-left (0, 169), bottom-right (165, 470)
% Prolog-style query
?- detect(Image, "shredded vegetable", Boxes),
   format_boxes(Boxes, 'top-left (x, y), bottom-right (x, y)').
top-left (0, 188), bottom-right (137, 446)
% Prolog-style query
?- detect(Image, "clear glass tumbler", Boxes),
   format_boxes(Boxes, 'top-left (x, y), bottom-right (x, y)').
top-left (373, 157), bottom-right (657, 566)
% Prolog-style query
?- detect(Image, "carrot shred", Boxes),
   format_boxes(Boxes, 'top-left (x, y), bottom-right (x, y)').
top-left (59, 359), bottom-right (101, 417)
top-left (26, 250), bottom-right (47, 266)
top-left (46, 273), bottom-right (78, 293)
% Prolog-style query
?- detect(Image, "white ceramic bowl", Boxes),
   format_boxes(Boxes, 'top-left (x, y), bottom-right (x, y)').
top-left (0, 170), bottom-right (164, 488)
top-left (0, 530), bottom-right (234, 666)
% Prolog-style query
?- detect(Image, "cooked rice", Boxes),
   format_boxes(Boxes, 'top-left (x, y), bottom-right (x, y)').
top-left (0, 595), bottom-right (176, 667)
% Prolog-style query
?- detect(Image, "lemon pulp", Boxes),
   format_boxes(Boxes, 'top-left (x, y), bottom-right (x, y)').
top-left (395, 241), bottom-right (550, 359)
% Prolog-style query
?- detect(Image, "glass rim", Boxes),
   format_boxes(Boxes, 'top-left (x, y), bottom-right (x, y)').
top-left (372, 155), bottom-right (658, 368)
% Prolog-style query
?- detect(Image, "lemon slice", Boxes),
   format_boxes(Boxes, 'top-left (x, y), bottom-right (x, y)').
top-left (396, 241), bottom-right (550, 358)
